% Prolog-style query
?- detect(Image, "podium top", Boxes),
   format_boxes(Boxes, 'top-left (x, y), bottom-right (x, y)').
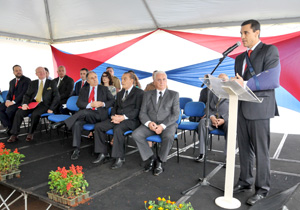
top-left (200, 75), bottom-right (262, 103)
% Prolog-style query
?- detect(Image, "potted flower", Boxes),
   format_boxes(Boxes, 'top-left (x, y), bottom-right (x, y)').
top-left (48, 164), bottom-right (90, 207)
top-left (0, 143), bottom-right (25, 181)
top-left (145, 197), bottom-right (194, 210)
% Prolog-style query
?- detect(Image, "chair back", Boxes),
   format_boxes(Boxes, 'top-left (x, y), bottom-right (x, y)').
top-left (108, 107), bottom-right (112, 116)
top-left (176, 111), bottom-right (182, 125)
top-left (1, 90), bottom-right (8, 101)
top-left (184, 102), bottom-right (205, 117)
top-left (179, 97), bottom-right (193, 110)
top-left (66, 96), bottom-right (79, 111)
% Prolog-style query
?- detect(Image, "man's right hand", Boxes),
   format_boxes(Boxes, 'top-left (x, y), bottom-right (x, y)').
top-left (22, 104), bottom-right (29, 110)
top-left (210, 116), bottom-right (218, 128)
top-left (5, 100), bottom-right (14, 107)
top-left (148, 122), bottom-right (157, 132)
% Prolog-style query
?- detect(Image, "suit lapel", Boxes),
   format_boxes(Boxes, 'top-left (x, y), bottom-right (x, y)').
top-left (151, 91), bottom-right (157, 111)
top-left (42, 79), bottom-right (50, 97)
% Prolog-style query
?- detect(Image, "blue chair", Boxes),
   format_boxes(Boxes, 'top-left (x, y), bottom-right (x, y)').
top-left (177, 102), bottom-right (205, 151)
top-left (48, 96), bottom-right (79, 136)
top-left (179, 97), bottom-right (193, 121)
top-left (1, 90), bottom-right (8, 101)
top-left (146, 112), bottom-right (182, 163)
top-left (209, 128), bottom-right (225, 151)
top-left (27, 112), bottom-right (54, 133)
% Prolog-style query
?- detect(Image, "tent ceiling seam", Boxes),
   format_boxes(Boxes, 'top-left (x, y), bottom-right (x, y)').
top-left (143, 0), bottom-right (159, 29)
top-left (44, 0), bottom-right (53, 44)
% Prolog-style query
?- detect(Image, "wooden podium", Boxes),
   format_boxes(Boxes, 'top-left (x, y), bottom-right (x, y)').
top-left (203, 75), bottom-right (262, 209)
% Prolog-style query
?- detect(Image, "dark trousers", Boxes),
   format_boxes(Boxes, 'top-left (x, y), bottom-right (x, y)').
top-left (94, 119), bottom-right (140, 158)
top-left (64, 109), bottom-right (107, 148)
top-left (237, 112), bottom-right (270, 196)
top-left (11, 103), bottom-right (48, 135)
top-left (0, 103), bottom-right (19, 129)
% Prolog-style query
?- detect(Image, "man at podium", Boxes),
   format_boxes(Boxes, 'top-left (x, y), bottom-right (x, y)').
top-left (232, 19), bottom-right (281, 205)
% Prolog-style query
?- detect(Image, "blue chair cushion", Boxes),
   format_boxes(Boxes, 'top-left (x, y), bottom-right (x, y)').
top-left (178, 122), bottom-right (199, 130)
top-left (124, 130), bottom-right (132, 135)
top-left (83, 124), bottom-right (95, 131)
top-left (209, 129), bottom-right (225, 136)
top-left (146, 135), bottom-right (162, 143)
top-left (41, 113), bottom-right (54, 117)
top-left (106, 129), bottom-right (113, 135)
top-left (48, 115), bottom-right (70, 123)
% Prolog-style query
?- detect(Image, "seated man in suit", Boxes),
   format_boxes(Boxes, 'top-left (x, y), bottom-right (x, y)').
top-left (132, 71), bottom-right (179, 176)
top-left (92, 72), bottom-right (144, 169)
top-left (54, 65), bottom-right (74, 113)
top-left (195, 73), bottom-right (229, 162)
top-left (52, 71), bottom-right (115, 160)
top-left (73, 68), bottom-right (89, 96)
top-left (0, 65), bottom-right (31, 135)
top-left (7, 67), bottom-right (60, 142)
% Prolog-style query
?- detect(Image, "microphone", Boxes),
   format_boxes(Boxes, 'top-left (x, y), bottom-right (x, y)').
top-left (222, 42), bottom-right (241, 56)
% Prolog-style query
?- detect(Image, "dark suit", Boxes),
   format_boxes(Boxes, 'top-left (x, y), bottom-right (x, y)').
top-left (0, 76), bottom-right (31, 129)
top-left (234, 42), bottom-right (280, 195)
top-left (54, 75), bottom-right (74, 104)
top-left (197, 91), bottom-right (229, 155)
top-left (132, 89), bottom-right (180, 162)
top-left (64, 85), bottom-right (114, 148)
top-left (72, 80), bottom-right (89, 96)
top-left (10, 79), bottom-right (60, 135)
top-left (94, 87), bottom-right (144, 158)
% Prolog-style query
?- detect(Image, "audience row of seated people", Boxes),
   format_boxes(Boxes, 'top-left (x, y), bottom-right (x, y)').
top-left (0, 64), bottom-right (228, 176)
top-left (0, 65), bottom-right (180, 176)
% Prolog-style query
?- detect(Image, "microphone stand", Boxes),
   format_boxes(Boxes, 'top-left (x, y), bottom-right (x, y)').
top-left (182, 55), bottom-right (227, 195)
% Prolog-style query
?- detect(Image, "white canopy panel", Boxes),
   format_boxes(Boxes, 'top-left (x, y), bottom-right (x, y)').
top-left (0, 0), bottom-right (299, 43)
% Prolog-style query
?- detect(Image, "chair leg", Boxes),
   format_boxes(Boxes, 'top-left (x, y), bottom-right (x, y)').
top-left (176, 138), bottom-right (179, 163)
top-left (193, 131), bottom-right (196, 154)
top-left (43, 117), bottom-right (48, 133)
top-left (210, 134), bottom-right (213, 151)
top-left (183, 131), bottom-right (187, 146)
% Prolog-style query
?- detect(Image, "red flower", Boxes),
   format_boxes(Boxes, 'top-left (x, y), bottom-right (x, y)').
top-left (4, 150), bottom-right (9, 155)
top-left (0, 142), bottom-right (5, 149)
top-left (69, 164), bottom-right (77, 175)
top-left (76, 165), bottom-right (83, 174)
top-left (13, 148), bottom-right (20, 154)
top-left (60, 167), bottom-right (68, 179)
top-left (66, 182), bottom-right (73, 191)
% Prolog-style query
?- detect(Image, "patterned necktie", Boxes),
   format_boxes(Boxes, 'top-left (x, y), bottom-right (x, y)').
top-left (122, 90), bottom-right (128, 102)
top-left (12, 79), bottom-right (19, 100)
top-left (88, 87), bottom-right (95, 110)
top-left (81, 81), bottom-right (84, 88)
top-left (36, 80), bottom-right (43, 103)
top-left (243, 50), bottom-right (253, 75)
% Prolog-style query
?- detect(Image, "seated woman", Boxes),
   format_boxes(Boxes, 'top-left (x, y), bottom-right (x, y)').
top-left (101, 71), bottom-right (117, 97)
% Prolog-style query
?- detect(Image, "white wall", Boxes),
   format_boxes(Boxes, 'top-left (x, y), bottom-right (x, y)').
top-left (0, 38), bottom-right (54, 91)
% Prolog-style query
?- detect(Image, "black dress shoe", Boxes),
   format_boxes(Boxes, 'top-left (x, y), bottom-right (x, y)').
top-left (144, 158), bottom-right (155, 172)
top-left (233, 184), bottom-right (252, 194)
top-left (246, 194), bottom-right (266, 205)
top-left (153, 161), bottom-right (163, 176)
top-left (111, 158), bottom-right (125, 169)
top-left (195, 154), bottom-right (205, 162)
top-left (71, 149), bottom-right (80, 160)
top-left (92, 153), bottom-right (109, 164)
top-left (51, 121), bottom-right (65, 129)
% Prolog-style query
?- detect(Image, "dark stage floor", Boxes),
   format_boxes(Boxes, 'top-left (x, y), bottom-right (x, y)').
top-left (0, 123), bottom-right (300, 210)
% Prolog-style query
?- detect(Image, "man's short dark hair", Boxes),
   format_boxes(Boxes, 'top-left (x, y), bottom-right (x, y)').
top-left (124, 72), bottom-right (135, 80)
top-left (80, 68), bottom-right (88, 73)
top-left (12, 65), bottom-right (21, 70)
top-left (241, 19), bottom-right (260, 32)
top-left (44, 67), bottom-right (49, 72)
top-left (106, 67), bottom-right (113, 70)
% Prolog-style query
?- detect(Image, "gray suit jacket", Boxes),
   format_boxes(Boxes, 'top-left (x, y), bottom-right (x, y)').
top-left (208, 91), bottom-right (229, 122)
top-left (139, 89), bottom-right (180, 128)
top-left (234, 42), bottom-right (280, 120)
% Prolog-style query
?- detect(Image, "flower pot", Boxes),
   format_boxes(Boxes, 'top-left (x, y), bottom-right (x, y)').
top-left (48, 192), bottom-right (90, 207)
top-left (0, 169), bottom-right (21, 181)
